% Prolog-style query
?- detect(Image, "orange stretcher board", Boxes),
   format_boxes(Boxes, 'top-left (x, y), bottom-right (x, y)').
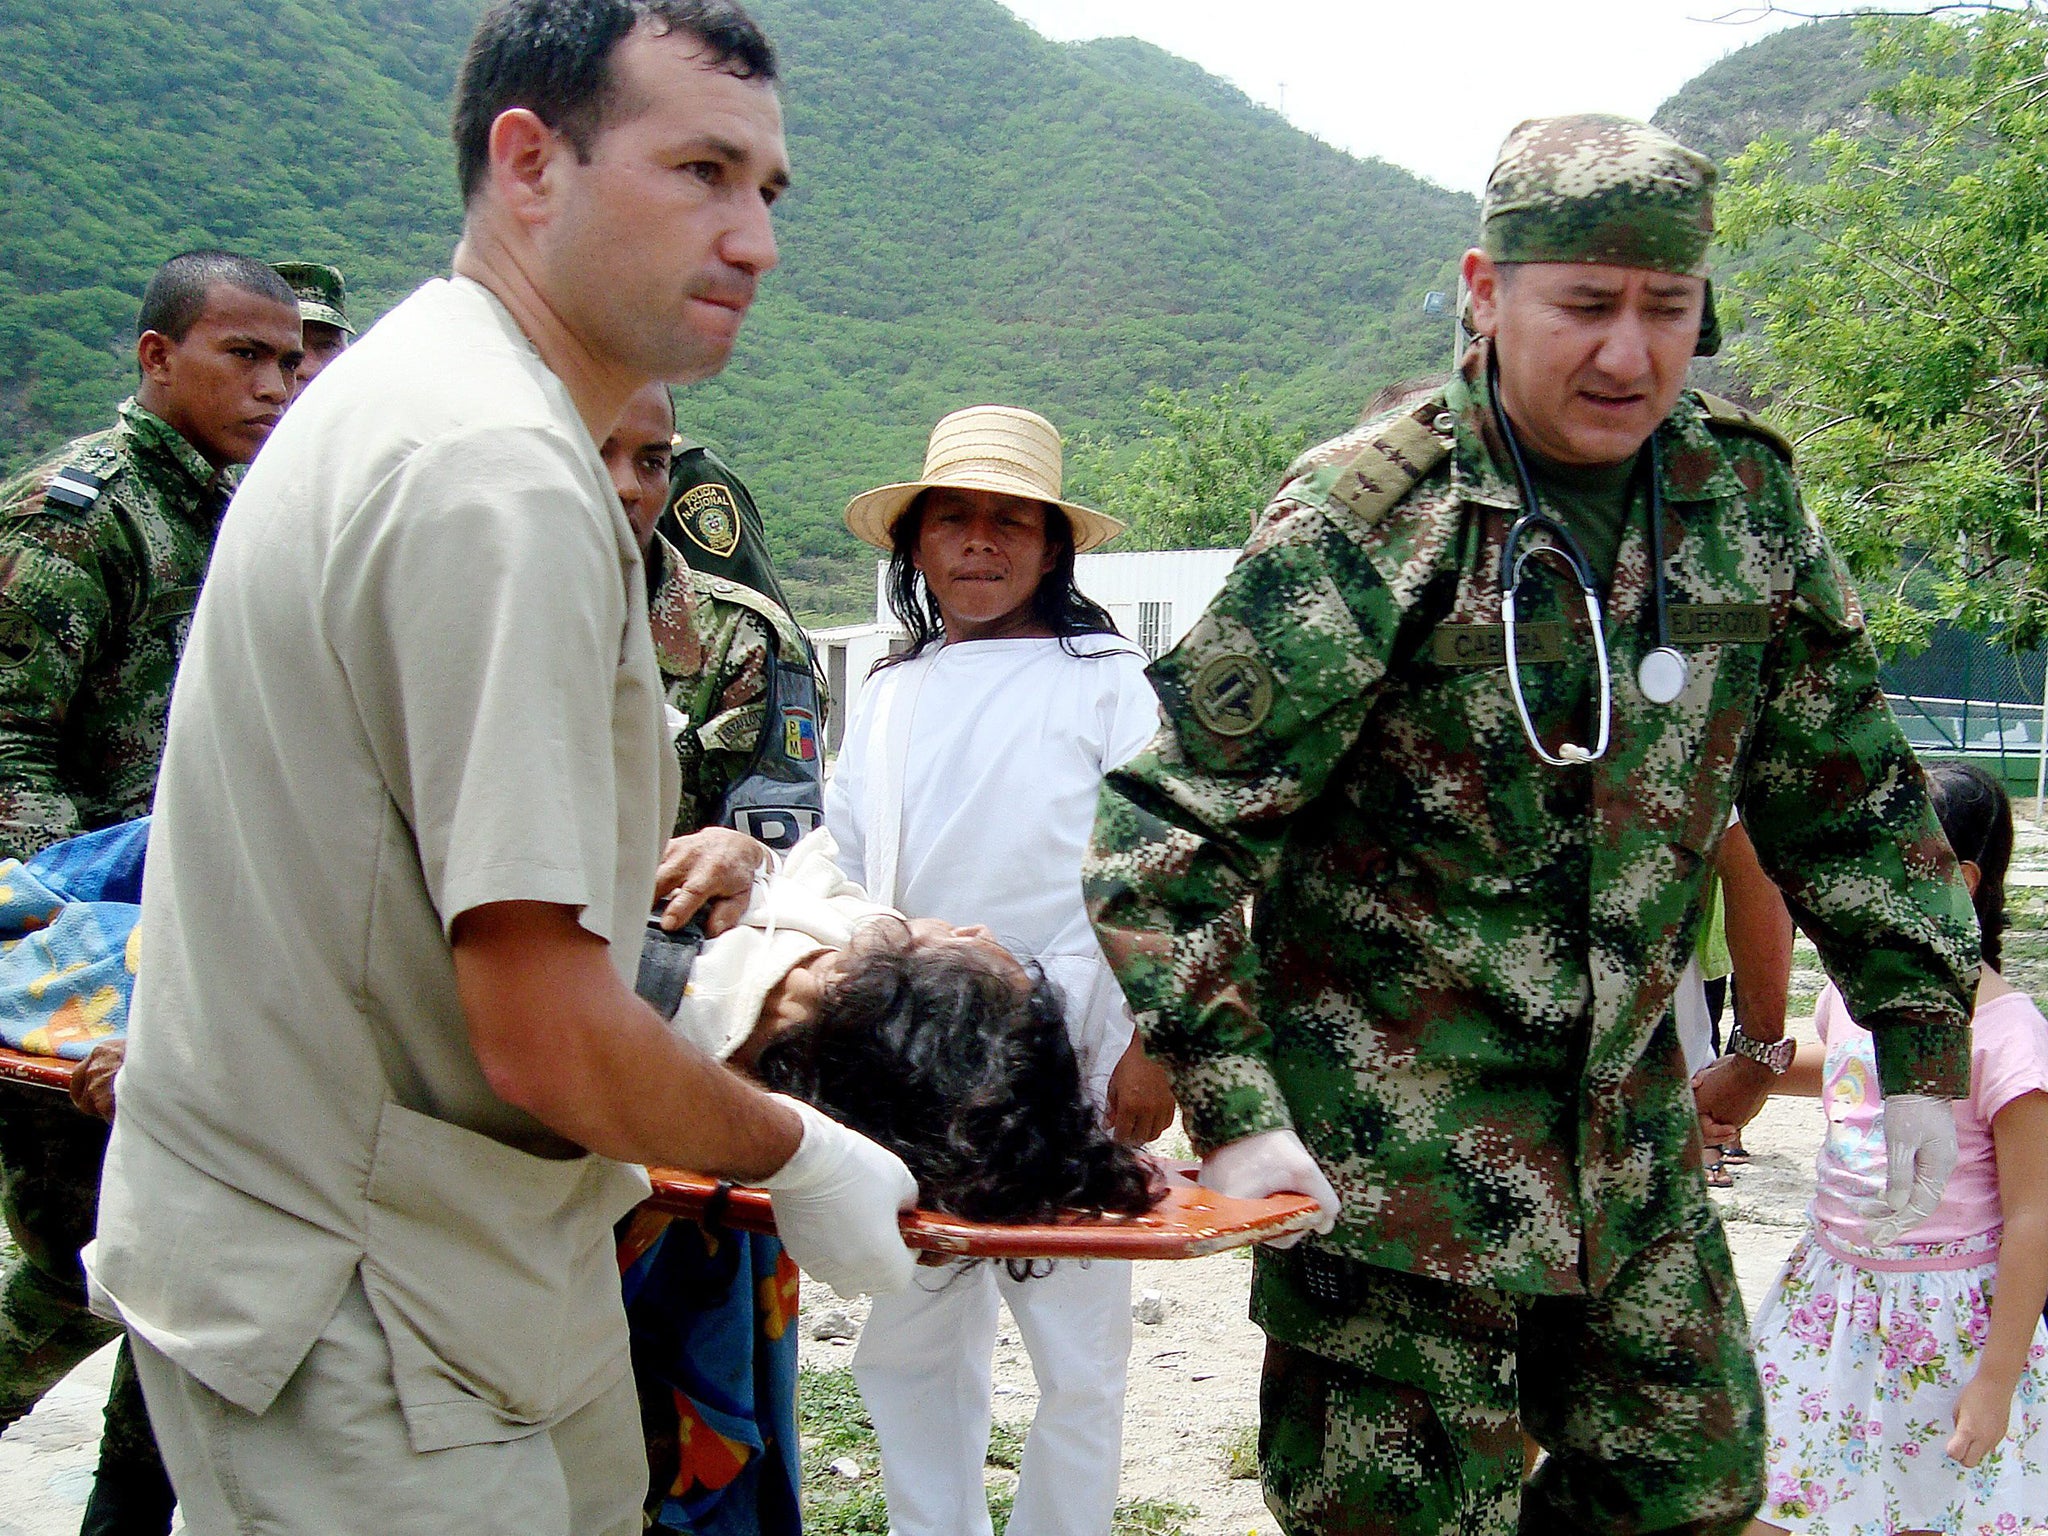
top-left (643, 1166), bottom-right (1321, 1261)
top-left (0, 1045), bottom-right (1320, 1260)
top-left (0, 1047), bottom-right (74, 1094)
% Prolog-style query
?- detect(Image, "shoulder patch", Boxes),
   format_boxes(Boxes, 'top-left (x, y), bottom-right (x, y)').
top-left (1190, 653), bottom-right (1275, 738)
top-left (41, 467), bottom-right (106, 513)
top-left (1320, 402), bottom-right (1452, 535)
top-left (673, 480), bottom-right (742, 559)
top-left (0, 610), bottom-right (40, 669)
top-left (1694, 392), bottom-right (1794, 465)
top-left (699, 701), bottom-right (767, 755)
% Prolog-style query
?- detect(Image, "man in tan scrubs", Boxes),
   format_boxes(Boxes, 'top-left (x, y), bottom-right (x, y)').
top-left (83, 4), bottom-right (917, 1530)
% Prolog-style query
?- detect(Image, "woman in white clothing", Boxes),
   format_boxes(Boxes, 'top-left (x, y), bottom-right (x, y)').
top-left (827, 406), bottom-right (1175, 1536)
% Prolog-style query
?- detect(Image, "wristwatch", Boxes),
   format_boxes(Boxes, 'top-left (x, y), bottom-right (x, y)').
top-left (1726, 1027), bottom-right (1794, 1075)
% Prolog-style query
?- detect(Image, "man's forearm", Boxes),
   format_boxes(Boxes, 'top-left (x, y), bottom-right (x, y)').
top-left (455, 901), bottom-right (803, 1177)
top-left (1717, 820), bottom-right (1794, 1041)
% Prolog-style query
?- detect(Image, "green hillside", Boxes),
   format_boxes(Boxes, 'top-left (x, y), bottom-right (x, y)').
top-left (1654, 17), bottom-right (1883, 163)
top-left (0, 0), bottom-right (481, 441)
top-left (1653, 18), bottom-right (1906, 401)
top-left (1, 0), bottom-right (1475, 618)
top-left (692, 0), bottom-right (1476, 612)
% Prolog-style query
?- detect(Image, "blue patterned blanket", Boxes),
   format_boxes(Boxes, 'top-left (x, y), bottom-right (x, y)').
top-left (0, 818), bottom-right (148, 1059)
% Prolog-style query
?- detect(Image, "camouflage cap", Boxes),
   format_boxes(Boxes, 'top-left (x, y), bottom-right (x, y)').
top-left (1481, 114), bottom-right (1717, 277)
top-left (270, 261), bottom-right (353, 335)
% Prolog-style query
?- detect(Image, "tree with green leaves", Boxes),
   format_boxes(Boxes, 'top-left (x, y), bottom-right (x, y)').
top-left (1077, 376), bottom-right (1310, 550)
top-left (1717, 3), bottom-right (2048, 651)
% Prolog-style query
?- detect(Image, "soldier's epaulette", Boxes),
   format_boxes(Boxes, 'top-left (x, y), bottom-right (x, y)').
top-left (7, 463), bottom-right (109, 523)
top-left (688, 569), bottom-right (805, 654)
top-left (1694, 392), bottom-right (1795, 465)
top-left (1313, 398), bottom-right (1453, 535)
top-left (41, 466), bottom-right (106, 513)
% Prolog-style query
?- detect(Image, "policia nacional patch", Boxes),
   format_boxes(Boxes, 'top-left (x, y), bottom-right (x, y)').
top-left (1192, 653), bottom-right (1275, 737)
top-left (673, 482), bottom-right (743, 560)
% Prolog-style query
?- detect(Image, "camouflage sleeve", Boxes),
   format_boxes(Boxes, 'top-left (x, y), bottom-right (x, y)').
top-left (1737, 479), bottom-right (1976, 1099)
top-left (0, 528), bottom-right (110, 861)
top-left (670, 603), bottom-right (773, 836)
top-left (1086, 499), bottom-right (1407, 1152)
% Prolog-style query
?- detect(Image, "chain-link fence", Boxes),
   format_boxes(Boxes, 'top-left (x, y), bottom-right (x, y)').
top-left (1882, 624), bottom-right (2048, 799)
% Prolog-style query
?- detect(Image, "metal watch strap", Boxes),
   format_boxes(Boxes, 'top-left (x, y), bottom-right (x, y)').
top-left (1727, 1026), bottom-right (1794, 1074)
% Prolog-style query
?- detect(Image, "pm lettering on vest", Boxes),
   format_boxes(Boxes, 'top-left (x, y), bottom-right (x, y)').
top-left (1668, 604), bottom-right (1769, 645)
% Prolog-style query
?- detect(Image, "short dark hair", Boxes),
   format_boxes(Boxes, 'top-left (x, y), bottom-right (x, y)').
top-left (136, 252), bottom-right (300, 343)
top-left (453, 0), bottom-right (777, 203)
top-left (754, 928), bottom-right (1159, 1257)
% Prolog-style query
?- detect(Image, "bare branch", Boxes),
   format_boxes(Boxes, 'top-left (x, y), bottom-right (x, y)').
top-left (1695, 2), bottom-right (2035, 20)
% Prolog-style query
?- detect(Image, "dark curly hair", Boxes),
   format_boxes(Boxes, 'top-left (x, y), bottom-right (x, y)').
top-left (1926, 759), bottom-right (2013, 973)
top-left (752, 925), bottom-right (1158, 1248)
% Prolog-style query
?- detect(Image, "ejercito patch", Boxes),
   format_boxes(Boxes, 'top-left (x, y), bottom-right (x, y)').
top-left (1668, 603), bottom-right (1769, 645)
top-left (1191, 653), bottom-right (1275, 738)
top-left (675, 483), bottom-right (742, 559)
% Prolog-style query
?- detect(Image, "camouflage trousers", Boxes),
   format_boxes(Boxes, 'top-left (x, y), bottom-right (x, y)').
top-left (0, 1085), bottom-right (118, 1425)
top-left (1250, 1214), bottom-right (1765, 1535)
top-left (0, 1085), bottom-right (175, 1535)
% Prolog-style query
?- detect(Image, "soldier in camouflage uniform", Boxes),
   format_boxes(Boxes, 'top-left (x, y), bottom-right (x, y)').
top-left (1085, 116), bottom-right (1978, 1534)
top-left (602, 383), bottom-right (825, 845)
top-left (650, 557), bottom-right (822, 842)
top-left (269, 260), bottom-right (354, 394)
top-left (0, 251), bottom-right (302, 1535)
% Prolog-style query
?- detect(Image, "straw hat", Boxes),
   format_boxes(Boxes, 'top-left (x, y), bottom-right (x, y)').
top-left (843, 406), bottom-right (1125, 553)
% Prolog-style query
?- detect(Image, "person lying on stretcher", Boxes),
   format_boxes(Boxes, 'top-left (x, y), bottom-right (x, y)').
top-left (644, 824), bottom-right (1157, 1226)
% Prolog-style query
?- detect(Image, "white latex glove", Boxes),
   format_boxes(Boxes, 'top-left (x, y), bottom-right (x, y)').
top-left (1867, 1094), bottom-right (1960, 1249)
top-left (760, 1095), bottom-right (918, 1296)
top-left (1198, 1128), bottom-right (1341, 1249)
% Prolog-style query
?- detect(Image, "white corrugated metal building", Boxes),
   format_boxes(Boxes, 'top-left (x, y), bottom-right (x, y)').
top-left (808, 548), bottom-right (1238, 750)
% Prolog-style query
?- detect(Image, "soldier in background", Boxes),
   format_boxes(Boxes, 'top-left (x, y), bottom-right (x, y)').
top-left (0, 250), bottom-right (301, 1535)
top-left (640, 409), bottom-right (823, 847)
top-left (270, 260), bottom-right (355, 395)
top-left (1086, 116), bottom-right (1977, 1534)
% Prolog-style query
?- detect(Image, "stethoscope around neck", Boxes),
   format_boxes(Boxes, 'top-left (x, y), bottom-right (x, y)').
top-left (1490, 356), bottom-right (1690, 767)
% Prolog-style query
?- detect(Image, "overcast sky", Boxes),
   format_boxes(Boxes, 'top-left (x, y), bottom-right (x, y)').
top-left (998, 1), bottom-right (1813, 194)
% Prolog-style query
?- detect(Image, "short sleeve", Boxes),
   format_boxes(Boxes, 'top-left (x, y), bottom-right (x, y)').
top-left (1812, 983), bottom-right (1846, 1047)
top-left (1100, 648), bottom-right (1162, 773)
top-left (323, 427), bottom-right (629, 940)
top-left (1969, 993), bottom-right (2048, 1124)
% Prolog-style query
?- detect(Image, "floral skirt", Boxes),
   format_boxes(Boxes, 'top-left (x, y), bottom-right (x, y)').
top-left (1751, 1231), bottom-right (2048, 1534)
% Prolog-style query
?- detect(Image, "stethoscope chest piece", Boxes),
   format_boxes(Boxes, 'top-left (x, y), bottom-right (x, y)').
top-left (1637, 646), bottom-right (1690, 706)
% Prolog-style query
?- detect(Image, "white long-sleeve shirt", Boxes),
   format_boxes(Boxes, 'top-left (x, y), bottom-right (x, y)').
top-left (825, 636), bottom-right (1160, 1092)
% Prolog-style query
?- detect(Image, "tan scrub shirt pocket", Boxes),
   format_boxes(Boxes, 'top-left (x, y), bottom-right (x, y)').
top-left (359, 1100), bottom-right (651, 1454)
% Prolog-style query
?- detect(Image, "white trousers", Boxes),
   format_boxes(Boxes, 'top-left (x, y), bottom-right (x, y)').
top-left (854, 1256), bottom-right (1133, 1536)
top-left (127, 1275), bottom-right (644, 1535)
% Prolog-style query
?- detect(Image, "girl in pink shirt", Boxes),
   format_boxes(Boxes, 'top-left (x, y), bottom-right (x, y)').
top-left (1748, 762), bottom-right (2048, 1535)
